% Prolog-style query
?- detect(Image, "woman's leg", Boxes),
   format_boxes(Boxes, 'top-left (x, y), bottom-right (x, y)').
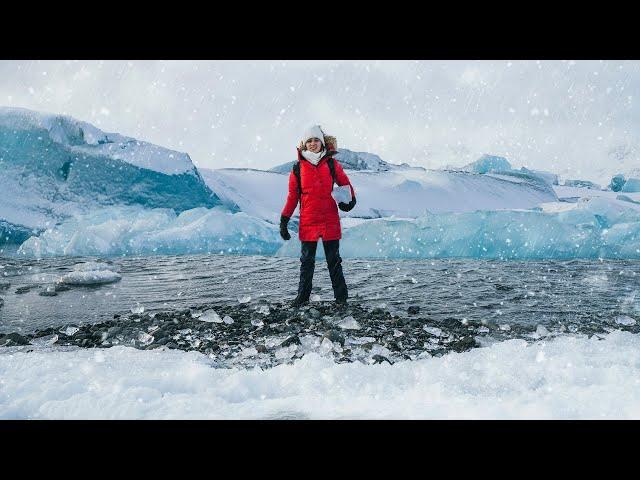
top-left (322, 239), bottom-right (348, 302)
top-left (296, 240), bottom-right (318, 302)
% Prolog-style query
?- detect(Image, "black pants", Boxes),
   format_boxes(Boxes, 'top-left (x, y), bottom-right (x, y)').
top-left (297, 239), bottom-right (348, 302)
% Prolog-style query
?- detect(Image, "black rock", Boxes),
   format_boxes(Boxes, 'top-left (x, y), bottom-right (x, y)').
top-left (0, 298), bottom-right (3, 309)
top-left (407, 306), bottom-right (420, 315)
top-left (255, 344), bottom-right (267, 353)
top-left (15, 285), bottom-right (35, 294)
top-left (54, 283), bottom-right (72, 292)
top-left (323, 329), bottom-right (345, 345)
top-left (0, 333), bottom-right (30, 346)
top-left (449, 336), bottom-right (476, 352)
top-left (372, 355), bottom-right (393, 365)
top-left (281, 335), bottom-right (301, 347)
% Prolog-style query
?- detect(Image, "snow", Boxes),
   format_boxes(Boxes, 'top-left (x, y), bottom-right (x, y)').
top-left (2, 330), bottom-right (640, 419)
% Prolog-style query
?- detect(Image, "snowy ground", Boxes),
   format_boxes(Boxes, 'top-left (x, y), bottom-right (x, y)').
top-left (2, 330), bottom-right (640, 419)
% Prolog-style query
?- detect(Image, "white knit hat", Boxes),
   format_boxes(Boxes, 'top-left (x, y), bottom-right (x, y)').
top-left (301, 125), bottom-right (325, 147)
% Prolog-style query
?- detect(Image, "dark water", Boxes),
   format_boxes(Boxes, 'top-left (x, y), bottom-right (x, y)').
top-left (1, 254), bottom-right (638, 335)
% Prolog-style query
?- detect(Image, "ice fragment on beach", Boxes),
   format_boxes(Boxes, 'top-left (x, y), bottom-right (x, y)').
top-left (311, 294), bottom-right (321, 302)
top-left (30, 334), bottom-right (58, 346)
top-left (257, 305), bottom-right (270, 315)
top-left (499, 324), bottom-right (511, 331)
top-left (137, 332), bottom-right (154, 345)
top-left (423, 326), bottom-right (442, 337)
top-left (60, 326), bottom-right (79, 336)
top-left (238, 295), bottom-right (251, 304)
top-left (338, 316), bottom-right (360, 330)
top-left (615, 315), bottom-right (637, 326)
top-left (275, 344), bottom-right (297, 360)
top-left (251, 318), bottom-right (264, 327)
top-left (200, 310), bottom-right (223, 323)
top-left (131, 304), bottom-right (145, 315)
top-left (223, 315), bottom-right (234, 324)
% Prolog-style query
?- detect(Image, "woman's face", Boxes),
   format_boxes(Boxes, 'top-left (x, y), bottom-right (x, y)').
top-left (305, 138), bottom-right (323, 153)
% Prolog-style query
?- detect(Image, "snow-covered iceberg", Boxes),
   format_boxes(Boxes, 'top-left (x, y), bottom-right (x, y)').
top-left (17, 205), bottom-right (282, 257)
top-left (0, 107), bottom-right (223, 244)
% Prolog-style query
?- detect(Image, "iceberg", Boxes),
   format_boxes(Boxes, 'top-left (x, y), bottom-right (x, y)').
top-left (0, 107), bottom-right (223, 243)
top-left (16, 205), bottom-right (283, 258)
top-left (463, 154), bottom-right (512, 174)
top-left (276, 196), bottom-right (640, 259)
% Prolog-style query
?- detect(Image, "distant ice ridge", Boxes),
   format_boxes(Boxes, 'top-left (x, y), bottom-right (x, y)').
top-left (2, 330), bottom-right (640, 419)
top-left (277, 196), bottom-right (640, 259)
top-left (17, 205), bottom-right (281, 257)
top-left (0, 107), bottom-right (222, 244)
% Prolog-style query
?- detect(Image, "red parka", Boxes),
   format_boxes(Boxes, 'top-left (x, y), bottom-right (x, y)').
top-left (281, 148), bottom-right (356, 242)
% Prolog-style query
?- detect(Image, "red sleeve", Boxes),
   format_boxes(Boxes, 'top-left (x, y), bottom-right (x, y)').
top-left (281, 170), bottom-right (300, 218)
top-left (334, 160), bottom-right (356, 199)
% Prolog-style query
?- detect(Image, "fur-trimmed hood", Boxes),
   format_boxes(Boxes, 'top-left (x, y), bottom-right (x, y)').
top-left (298, 134), bottom-right (337, 152)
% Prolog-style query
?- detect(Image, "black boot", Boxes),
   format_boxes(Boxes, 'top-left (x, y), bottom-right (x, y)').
top-left (293, 240), bottom-right (317, 306)
top-left (323, 239), bottom-right (348, 304)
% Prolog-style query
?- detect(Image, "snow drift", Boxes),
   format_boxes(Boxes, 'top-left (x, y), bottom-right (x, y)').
top-left (2, 330), bottom-right (640, 419)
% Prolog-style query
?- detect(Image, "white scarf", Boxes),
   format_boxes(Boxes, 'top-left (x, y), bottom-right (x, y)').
top-left (301, 148), bottom-right (326, 166)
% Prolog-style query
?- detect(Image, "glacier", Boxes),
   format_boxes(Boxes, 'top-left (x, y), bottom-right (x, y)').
top-left (0, 107), bottom-right (223, 245)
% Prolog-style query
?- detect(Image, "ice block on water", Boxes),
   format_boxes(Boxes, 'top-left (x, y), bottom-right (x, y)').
top-left (331, 185), bottom-right (352, 204)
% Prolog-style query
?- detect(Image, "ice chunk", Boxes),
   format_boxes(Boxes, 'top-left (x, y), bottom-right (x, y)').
top-left (60, 326), bottom-right (79, 336)
top-left (615, 315), bottom-right (636, 326)
top-left (320, 338), bottom-right (334, 355)
top-left (275, 344), bottom-right (297, 360)
top-left (30, 334), bottom-right (59, 347)
top-left (535, 325), bottom-right (550, 337)
top-left (200, 310), bottom-right (223, 323)
top-left (131, 304), bottom-right (145, 315)
top-left (61, 270), bottom-right (121, 285)
top-left (338, 316), bottom-right (361, 330)
top-left (251, 318), bottom-right (264, 327)
top-left (223, 315), bottom-right (234, 324)
top-left (137, 332), bottom-right (154, 346)
top-left (423, 326), bottom-right (442, 337)
top-left (257, 305), bottom-right (270, 315)
top-left (238, 295), bottom-right (252, 304)
top-left (311, 294), bottom-right (321, 302)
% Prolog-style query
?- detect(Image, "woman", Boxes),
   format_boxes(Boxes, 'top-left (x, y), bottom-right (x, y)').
top-left (280, 125), bottom-right (356, 307)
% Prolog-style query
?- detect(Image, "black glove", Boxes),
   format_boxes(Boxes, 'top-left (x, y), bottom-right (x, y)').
top-left (280, 215), bottom-right (291, 240)
top-left (338, 196), bottom-right (356, 212)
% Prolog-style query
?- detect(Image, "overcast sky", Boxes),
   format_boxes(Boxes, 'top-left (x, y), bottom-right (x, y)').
top-left (2, 60), bottom-right (639, 183)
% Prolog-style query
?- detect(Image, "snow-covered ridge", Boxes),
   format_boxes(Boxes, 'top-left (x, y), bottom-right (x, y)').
top-left (269, 148), bottom-right (421, 173)
top-left (203, 165), bottom-right (558, 223)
